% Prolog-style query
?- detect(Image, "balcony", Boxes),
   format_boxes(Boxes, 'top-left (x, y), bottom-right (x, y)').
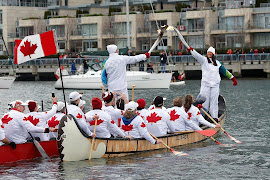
top-left (211, 23), bottom-right (244, 32)
top-left (249, 22), bottom-right (270, 30)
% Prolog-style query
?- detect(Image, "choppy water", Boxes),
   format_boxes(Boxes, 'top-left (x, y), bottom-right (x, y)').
top-left (0, 79), bottom-right (269, 179)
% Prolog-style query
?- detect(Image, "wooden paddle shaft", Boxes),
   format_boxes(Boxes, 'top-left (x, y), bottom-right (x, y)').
top-left (132, 85), bottom-right (135, 101)
top-left (201, 109), bottom-right (225, 132)
top-left (89, 119), bottom-right (98, 160)
top-left (149, 133), bottom-right (171, 150)
top-left (101, 86), bottom-right (104, 93)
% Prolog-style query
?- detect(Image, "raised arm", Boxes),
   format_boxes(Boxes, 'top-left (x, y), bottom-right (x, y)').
top-left (218, 61), bottom-right (237, 85)
top-left (123, 53), bottom-right (149, 65)
top-left (190, 49), bottom-right (207, 65)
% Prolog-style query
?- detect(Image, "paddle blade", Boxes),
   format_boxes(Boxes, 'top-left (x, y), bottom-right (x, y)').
top-left (33, 139), bottom-right (49, 159)
top-left (224, 132), bottom-right (242, 143)
top-left (169, 148), bottom-right (189, 156)
top-left (195, 130), bottom-right (217, 137)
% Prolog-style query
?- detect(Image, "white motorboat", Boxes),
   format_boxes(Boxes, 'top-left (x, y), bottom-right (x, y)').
top-left (170, 81), bottom-right (185, 85)
top-left (0, 76), bottom-right (15, 89)
top-left (54, 70), bottom-right (172, 89)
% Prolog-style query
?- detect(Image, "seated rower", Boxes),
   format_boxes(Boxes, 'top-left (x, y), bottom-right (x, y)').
top-left (0, 120), bottom-right (16, 149)
top-left (145, 96), bottom-right (175, 136)
top-left (85, 97), bottom-right (130, 139)
top-left (148, 98), bottom-right (167, 111)
top-left (3, 100), bottom-right (57, 144)
top-left (24, 97), bottom-right (58, 141)
top-left (78, 100), bottom-right (86, 114)
top-left (102, 92), bottom-right (127, 127)
top-left (183, 95), bottom-right (221, 131)
top-left (48, 102), bottom-right (66, 139)
top-left (166, 97), bottom-right (201, 132)
top-left (119, 101), bottom-right (162, 145)
top-left (136, 99), bottom-right (148, 122)
top-left (67, 91), bottom-right (96, 138)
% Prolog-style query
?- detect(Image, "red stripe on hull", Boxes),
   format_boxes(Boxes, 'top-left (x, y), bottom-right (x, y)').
top-left (0, 141), bottom-right (58, 163)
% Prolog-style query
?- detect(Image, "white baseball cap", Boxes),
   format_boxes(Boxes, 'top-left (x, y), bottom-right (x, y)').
top-left (107, 44), bottom-right (118, 54)
top-left (12, 100), bottom-right (28, 107)
top-left (207, 46), bottom-right (215, 55)
top-left (69, 91), bottom-right (82, 101)
top-left (78, 100), bottom-right (86, 107)
top-left (125, 101), bottom-right (139, 111)
top-left (57, 102), bottom-right (67, 111)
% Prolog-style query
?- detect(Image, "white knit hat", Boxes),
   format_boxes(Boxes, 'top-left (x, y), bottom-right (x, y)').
top-left (207, 46), bottom-right (215, 55)
top-left (125, 101), bottom-right (139, 111)
top-left (107, 44), bottom-right (118, 54)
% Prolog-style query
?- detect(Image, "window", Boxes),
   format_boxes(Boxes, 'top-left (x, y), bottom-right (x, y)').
top-left (186, 36), bottom-right (204, 49)
top-left (19, 27), bottom-right (34, 38)
top-left (150, 20), bottom-right (167, 33)
top-left (82, 24), bottom-right (98, 37)
top-left (116, 39), bottom-right (130, 49)
top-left (226, 16), bottom-right (244, 31)
top-left (83, 40), bottom-right (98, 51)
top-left (254, 33), bottom-right (270, 47)
top-left (253, 13), bottom-right (270, 29)
top-left (115, 22), bottom-right (131, 35)
top-left (188, 19), bottom-right (204, 32)
top-left (48, 25), bottom-right (65, 37)
top-left (226, 35), bottom-right (244, 48)
top-left (0, 11), bottom-right (2, 24)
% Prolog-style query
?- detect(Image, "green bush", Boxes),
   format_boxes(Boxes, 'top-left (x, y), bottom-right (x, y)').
top-left (108, 6), bottom-right (121, 16)
top-left (255, 0), bottom-right (268, 7)
top-left (76, 9), bottom-right (89, 18)
top-left (44, 11), bottom-right (52, 19)
top-left (84, 14), bottom-right (103, 17)
top-left (175, 2), bottom-right (190, 12)
top-left (22, 17), bottom-right (41, 20)
top-left (137, 4), bottom-right (153, 14)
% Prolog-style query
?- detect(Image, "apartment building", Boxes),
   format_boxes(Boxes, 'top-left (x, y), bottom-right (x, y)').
top-left (2, 0), bottom-right (270, 56)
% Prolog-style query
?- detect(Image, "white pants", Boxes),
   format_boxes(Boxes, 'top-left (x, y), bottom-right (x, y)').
top-left (109, 88), bottom-right (129, 102)
top-left (199, 82), bottom-right (219, 118)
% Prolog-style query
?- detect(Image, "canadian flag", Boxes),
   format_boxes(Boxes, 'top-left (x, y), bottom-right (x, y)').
top-left (14, 30), bottom-right (58, 64)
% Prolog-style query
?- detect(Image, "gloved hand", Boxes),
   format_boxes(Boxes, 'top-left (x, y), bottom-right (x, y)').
top-left (197, 104), bottom-right (203, 109)
top-left (145, 52), bottom-right (151, 58)
top-left (231, 77), bottom-right (237, 86)
top-left (187, 47), bottom-right (194, 52)
top-left (9, 142), bottom-right (16, 149)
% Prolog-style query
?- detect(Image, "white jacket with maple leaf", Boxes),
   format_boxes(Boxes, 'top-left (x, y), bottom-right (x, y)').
top-left (145, 108), bottom-right (175, 137)
top-left (119, 115), bottom-right (156, 144)
top-left (67, 104), bottom-right (93, 137)
top-left (2, 109), bottom-right (47, 144)
top-left (166, 107), bottom-right (201, 132)
top-left (0, 121), bottom-right (5, 146)
top-left (25, 103), bottom-right (57, 141)
top-left (102, 105), bottom-right (123, 127)
top-left (85, 110), bottom-right (125, 138)
top-left (185, 105), bottom-right (216, 131)
top-left (137, 109), bottom-right (148, 122)
top-left (48, 112), bottom-right (65, 139)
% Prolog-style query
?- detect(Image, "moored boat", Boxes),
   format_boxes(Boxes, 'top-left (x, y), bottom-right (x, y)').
top-left (0, 76), bottom-right (15, 89)
top-left (54, 70), bottom-right (172, 89)
top-left (0, 96), bottom-right (226, 163)
top-left (170, 81), bottom-right (185, 85)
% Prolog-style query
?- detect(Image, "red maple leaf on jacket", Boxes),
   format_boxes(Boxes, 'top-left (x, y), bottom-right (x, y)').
top-left (147, 112), bottom-right (162, 123)
top-left (48, 116), bottom-right (59, 128)
top-left (141, 122), bottom-right (146, 128)
top-left (20, 40), bottom-right (38, 58)
top-left (187, 113), bottom-right (192, 120)
top-left (169, 109), bottom-right (180, 121)
top-left (89, 119), bottom-right (104, 126)
top-left (26, 115), bottom-right (40, 126)
top-left (122, 124), bottom-right (133, 132)
top-left (76, 113), bottom-right (83, 119)
top-left (111, 120), bottom-right (115, 124)
top-left (137, 112), bottom-right (140, 116)
top-left (197, 111), bottom-right (201, 116)
top-left (2, 114), bottom-right (13, 124)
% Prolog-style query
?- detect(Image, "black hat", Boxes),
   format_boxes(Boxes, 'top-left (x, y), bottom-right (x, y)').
top-left (154, 96), bottom-right (163, 107)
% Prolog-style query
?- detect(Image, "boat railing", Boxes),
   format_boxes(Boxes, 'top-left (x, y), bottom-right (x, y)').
top-left (0, 54), bottom-right (269, 66)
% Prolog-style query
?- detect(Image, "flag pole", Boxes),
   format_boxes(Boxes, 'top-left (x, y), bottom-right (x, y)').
top-left (57, 53), bottom-right (68, 114)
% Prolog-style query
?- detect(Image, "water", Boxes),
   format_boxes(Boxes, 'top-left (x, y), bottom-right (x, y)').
top-left (0, 79), bottom-right (269, 179)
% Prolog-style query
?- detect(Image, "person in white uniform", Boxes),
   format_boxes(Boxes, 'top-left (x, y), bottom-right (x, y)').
top-left (187, 46), bottom-right (237, 120)
top-left (103, 44), bottom-right (150, 100)
top-left (48, 102), bottom-right (66, 139)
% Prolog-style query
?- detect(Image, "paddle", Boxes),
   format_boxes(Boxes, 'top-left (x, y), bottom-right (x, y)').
top-left (101, 86), bottom-right (104, 93)
top-left (132, 85), bottom-right (135, 101)
top-left (149, 133), bottom-right (189, 156)
top-left (89, 119), bottom-right (98, 160)
top-left (200, 109), bottom-right (242, 144)
top-left (28, 132), bottom-right (49, 159)
top-left (174, 130), bottom-right (217, 136)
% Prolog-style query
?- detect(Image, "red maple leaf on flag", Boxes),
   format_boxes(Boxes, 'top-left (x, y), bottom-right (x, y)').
top-left (2, 114), bottom-right (13, 124)
top-left (76, 113), bottom-right (83, 119)
top-left (169, 109), bottom-right (180, 121)
top-left (20, 40), bottom-right (38, 58)
top-left (141, 122), bottom-right (146, 128)
top-left (89, 119), bottom-right (104, 126)
top-left (48, 116), bottom-right (59, 128)
top-left (26, 115), bottom-right (40, 126)
top-left (147, 112), bottom-right (162, 123)
top-left (122, 124), bottom-right (133, 132)
top-left (187, 113), bottom-right (192, 120)
top-left (197, 111), bottom-right (201, 115)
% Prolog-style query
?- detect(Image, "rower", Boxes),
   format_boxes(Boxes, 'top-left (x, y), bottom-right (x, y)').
top-left (136, 99), bottom-right (148, 122)
top-left (85, 97), bottom-right (131, 139)
top-left (78, 100), bottom-right (86, 114)
top-left (183, 95), bottom-right (221, 131)
top-left (0, 120), bottom-right (16, 149)
top-left (119, 101), bottom-right (162, 145)
top-left (67, 91), bottom-right (96, 138)
top-left (48, 102), bottom-right (66, 140)
top-left (2, 100), bottom-right (57, 144)
top-left (24, 97), bottom-right (58, 141)
top-left (166, 97), bottom-right (201, 132)
top-left (103, 44), bottom-right (150, 100)
top-left (145, 96), bottom-right (175, 136)
top-left (102, 91), bottom-right (127, 127)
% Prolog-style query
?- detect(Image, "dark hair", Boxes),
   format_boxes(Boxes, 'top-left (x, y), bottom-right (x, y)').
top-left (207, 55), bottom-right (217, 66)
top-left (184, 94), bottom-right (193, 111)
top-left (173, 97), bottom-right (182, 107)
top-left (116, 98), bottom-right (125, 110)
